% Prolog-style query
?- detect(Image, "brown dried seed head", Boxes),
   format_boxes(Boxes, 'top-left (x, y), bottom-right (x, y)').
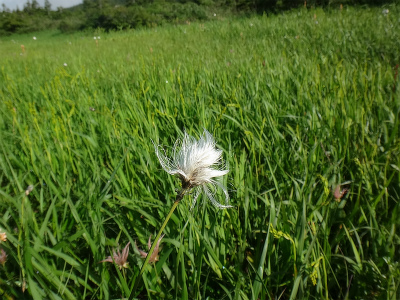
top-left (0, 249), bottom-right (7, 265)
top-left (99, 242), bottom-right (131, 270)
top-left (135, 234), bottom-right (165, 264)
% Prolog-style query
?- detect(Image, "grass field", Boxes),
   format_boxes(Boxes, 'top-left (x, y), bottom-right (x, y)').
top-left (0, 4), bottom-right (399, 300)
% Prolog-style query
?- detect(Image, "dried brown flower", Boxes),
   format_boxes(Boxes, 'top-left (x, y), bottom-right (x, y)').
top-left (135, 234), bottom-right (165, 264)
top-left (99, 242), bottom-right (130, 269)
top-left (0, 249), bottom-right (7, 265)
top-left (333, 185), bottom-right (349, 201)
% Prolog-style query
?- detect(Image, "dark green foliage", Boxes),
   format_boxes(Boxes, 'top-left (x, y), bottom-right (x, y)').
top-left (84, 1), bottom-right (210, 31)
top-left (58, 18), bottom-right (85, 33)
top-left (256, 0), bottom-right (278, 11)
top-left (0, 14), bottom-right (27, 34)
top-left (0, 0), bottom-right (397, 36)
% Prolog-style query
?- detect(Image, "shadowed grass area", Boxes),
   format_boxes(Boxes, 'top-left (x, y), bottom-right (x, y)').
top-left (0, 4), bottom-right (399, 300)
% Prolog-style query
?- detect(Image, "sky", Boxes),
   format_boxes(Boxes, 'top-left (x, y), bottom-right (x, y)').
top-left (1, 0), bottom-right (83, 11)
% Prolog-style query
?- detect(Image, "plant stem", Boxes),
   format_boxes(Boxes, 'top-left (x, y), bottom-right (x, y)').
top-left (128, 188), bottom-right (188, 300)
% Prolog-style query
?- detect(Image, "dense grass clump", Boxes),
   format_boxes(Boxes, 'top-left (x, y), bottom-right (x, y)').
top-left (0, 5), bottom-right (399, 300)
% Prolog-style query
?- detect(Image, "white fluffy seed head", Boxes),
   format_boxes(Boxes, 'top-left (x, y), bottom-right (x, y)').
top-left (154, 129), bottom-right (231, 209)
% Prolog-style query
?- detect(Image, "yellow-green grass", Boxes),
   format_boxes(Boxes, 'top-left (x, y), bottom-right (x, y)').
top-left (0, 5), bottom-right (399, 300)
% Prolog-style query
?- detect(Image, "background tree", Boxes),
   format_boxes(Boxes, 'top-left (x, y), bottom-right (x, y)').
top-left (0, 0), bottom-right (397, 36)
top-left (44, 0), bottom-right (51, 14)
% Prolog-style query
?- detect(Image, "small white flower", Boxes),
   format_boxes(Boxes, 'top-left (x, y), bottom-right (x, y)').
top-left (97, 36), bottom-right (101, 39)
top-left (63, 63), bottom-right (68, 67)
top-left (250, 23), bottom-right (253, 27)
top-left (153, 129), bottom-right (231, 209)
top-left (93, 36), bottom-right (97, 40)
top-left (166, 80), bottom-right (168, 83)
top-left (25, 185), bottom-right (34, 196)
top-left (213, 13), bottom-right (216, 17)
top-left (382, 9), bottom-right (389, 15)
top-left (33, 37), bottom-right (36, 40)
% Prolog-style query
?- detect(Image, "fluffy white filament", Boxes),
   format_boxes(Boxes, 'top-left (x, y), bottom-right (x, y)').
top-left (154, 129), bottom-right (231, 209)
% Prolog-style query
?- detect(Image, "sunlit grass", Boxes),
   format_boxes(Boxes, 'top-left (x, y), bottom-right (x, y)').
top-left (0, 4), bottom-right (399, 300)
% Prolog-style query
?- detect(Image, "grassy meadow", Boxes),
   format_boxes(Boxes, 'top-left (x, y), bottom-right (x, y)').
top-left (0, 4), bottom-right (400, 300)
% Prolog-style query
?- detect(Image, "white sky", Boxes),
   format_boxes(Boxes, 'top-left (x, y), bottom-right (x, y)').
top-left (1, 0), bottom-right (83, 11)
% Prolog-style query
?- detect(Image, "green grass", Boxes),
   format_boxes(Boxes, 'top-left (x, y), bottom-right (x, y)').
top-left (0, 4), bottom-right (399, 300)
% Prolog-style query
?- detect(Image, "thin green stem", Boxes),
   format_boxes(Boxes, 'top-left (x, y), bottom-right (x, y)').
top-left (17, 196), bottom-right (26, 291)
top-left (128, 188), bottom-right (189, 300)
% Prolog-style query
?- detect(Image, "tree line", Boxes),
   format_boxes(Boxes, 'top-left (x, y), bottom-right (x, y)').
top-left (0, 0), bottom-right (394, 35)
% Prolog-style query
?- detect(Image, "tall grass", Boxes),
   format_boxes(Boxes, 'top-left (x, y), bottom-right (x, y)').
top-left (0, 4), bottom-right (399, 300)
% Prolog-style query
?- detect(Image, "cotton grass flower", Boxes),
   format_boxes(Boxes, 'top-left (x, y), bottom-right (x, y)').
top-left (129, 129), bottom-right (231, 299)
top-left (154, 129), bottom-right (231, 209)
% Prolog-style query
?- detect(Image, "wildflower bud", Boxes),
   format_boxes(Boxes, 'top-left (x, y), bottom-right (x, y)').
top-left (0, 232), bottom-right (6, 243)
top-left (333, 185), bottom-right (348, 201)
